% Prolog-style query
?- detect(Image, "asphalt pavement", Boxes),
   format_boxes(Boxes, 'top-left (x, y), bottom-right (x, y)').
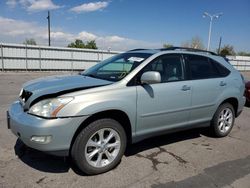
top-left (0, 71), bottom-right (250, 188)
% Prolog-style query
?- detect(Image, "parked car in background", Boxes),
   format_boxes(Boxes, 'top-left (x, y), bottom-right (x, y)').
top-left (245, 81), bottom-right (250, 106)
top-left (7, 47), bottom-right (246, 175)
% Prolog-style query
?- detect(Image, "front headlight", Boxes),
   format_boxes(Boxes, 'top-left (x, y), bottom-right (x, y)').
top-left (28, 97), bottom-right (74, 118)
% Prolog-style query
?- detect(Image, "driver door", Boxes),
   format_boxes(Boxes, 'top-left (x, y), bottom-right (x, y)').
top-left (135, 54), bottom-right (192, 138)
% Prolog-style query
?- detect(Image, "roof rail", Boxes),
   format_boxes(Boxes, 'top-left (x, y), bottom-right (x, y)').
top-left (159, 47), bottom-right (218, 56)
top-left (128, 48), bottom-right (148, 52)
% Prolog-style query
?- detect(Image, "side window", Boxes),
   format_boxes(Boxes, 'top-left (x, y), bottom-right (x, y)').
top-left (210, 59), bottom-right (231, 77)
top-left (141, 54), bottom-right (184, 83)
top-left (185, 55), bottom-right (221, 79)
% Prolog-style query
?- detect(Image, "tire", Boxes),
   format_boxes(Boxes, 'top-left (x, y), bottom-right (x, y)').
top-left (211, 103), bottom-right (235, 137)
top-left (71, 118), bottom-right (127, 175)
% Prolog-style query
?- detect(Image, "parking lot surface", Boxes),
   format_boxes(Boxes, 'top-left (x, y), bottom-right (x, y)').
top-left (0, 72), bottom-right (250, 188)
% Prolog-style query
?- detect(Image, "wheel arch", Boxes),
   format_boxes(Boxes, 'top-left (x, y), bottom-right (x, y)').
top-left (70, 109), bottom-right (132, 154)
top-left (219, 97), bottom-right (238, 117)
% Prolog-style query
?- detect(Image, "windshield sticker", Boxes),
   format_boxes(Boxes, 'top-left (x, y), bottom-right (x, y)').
top-left (128, 57), bottom-right (145, 62)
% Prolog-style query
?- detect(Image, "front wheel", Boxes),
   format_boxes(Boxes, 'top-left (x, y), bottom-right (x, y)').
top-left (211, 103), bottom-right (235, 137)
top-left (71, 118), bottom-right (127, 175)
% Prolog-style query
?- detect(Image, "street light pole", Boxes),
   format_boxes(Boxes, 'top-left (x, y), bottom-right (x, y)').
top-left (47, 11), bottom-right (51, 46)
top-left (207, 17), bottom-right (213, 51)
top-left (203, 12), bottom-right (223, 51)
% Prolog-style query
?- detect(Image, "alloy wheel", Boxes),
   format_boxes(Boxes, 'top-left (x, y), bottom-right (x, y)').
top-left (217, 107), bottom-right (233, 133)
top-left (84, 128), bottom-right (121, 168)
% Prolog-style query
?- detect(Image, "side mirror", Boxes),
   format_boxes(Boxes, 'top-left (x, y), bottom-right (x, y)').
top-left (141, 71), bottom-right (161, 84)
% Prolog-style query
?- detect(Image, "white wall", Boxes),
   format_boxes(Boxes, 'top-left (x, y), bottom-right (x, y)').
top-left (1, 43), bottom-right (250, 71)
top-left (0, 43), bottom-right (120, 71)
top-left (227, 55), bottom-right (250, 71)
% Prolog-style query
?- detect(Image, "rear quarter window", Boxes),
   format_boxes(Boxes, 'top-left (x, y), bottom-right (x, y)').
top-left (209, 59), bottom-right (231, 77)
top-left (184, 54), bottom-right (221, 80)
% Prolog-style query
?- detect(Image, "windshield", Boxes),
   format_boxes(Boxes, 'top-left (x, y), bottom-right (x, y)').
top-left (81, 52), bottom-right (151, 82)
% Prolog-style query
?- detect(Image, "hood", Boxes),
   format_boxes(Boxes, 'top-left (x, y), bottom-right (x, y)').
top-left (21, 74), bottom-right (112, 109)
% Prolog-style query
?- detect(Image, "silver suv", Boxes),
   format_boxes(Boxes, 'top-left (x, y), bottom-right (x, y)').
top-left (7, 47), bottom-right (246, 174)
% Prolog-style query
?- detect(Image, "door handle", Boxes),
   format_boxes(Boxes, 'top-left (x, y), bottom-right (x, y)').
top-left (220, 81), bottom-right (227, 86)
top-left (181, 85), bottom-right (191, 91)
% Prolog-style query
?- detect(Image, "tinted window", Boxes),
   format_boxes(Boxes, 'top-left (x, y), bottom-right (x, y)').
top-left (184, 55), bottom-right (221, 79)
top-left (141, 54), bottom-right (184, 83)
top-left (210, 59), bottom-right (230, 77)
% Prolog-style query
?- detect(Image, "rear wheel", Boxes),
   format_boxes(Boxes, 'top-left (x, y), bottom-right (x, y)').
top-left (211, 103), bottom-right (235, 137)
top-left (71, 118), bottom-right (127, 175)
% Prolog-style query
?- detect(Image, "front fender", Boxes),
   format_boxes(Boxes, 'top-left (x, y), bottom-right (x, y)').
top-left (58, 87), bottom-right (137, 133)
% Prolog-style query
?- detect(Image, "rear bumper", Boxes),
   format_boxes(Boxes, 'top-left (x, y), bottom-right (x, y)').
top-left (8, 101), bottom-right (88, 156)
top-left (245, 90), bottom-right (250, 102)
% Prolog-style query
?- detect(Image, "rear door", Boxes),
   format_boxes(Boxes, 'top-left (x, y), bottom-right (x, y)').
top-left (184, 54), bottom-right (227, 124)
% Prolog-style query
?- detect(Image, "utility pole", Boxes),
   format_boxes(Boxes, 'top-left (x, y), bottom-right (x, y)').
top-left (203, 12), bottom-right (223, 51)
top-left (218, 36), bottom-right (222, 54)
top-left (47, 11), bottom-right (51, 46)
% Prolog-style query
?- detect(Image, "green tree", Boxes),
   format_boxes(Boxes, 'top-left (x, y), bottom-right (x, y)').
top-left (85, 40), bottom-right (98, 49)
top-left (219, 45), bottom-right (235, 56)
top-left (163, 43), bottom-right (173, 48)
top-left (67, 39), bottom-right (98, 49)
top-left (67, 39), bottom-right (85, 48)
top-left (23, 38), bottom-right (37, 45)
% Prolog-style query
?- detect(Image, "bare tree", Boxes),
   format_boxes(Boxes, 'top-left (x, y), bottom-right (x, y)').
top-left (181, 41), bottom-right (190, 48)
top-left (181, 36), bottom-right (204, 49)
top-left (191, 36), bottom-right (204, 49)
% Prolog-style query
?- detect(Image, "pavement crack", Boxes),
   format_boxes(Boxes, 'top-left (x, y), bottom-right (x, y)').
top-left (135, 147), bottom-right (188, 171)
top-left (228, 135), bottom-right (250, 143)
top-left (159, 147), bottom-right (188, 164)
top-left (201, 143), bottom-right (210, 147)
top-left (136, 150), bottom-right (168, 171)
top-left (36, 176), bottom-right (47, 184)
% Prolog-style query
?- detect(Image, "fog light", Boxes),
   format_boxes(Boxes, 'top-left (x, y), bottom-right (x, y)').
top-left (30, 135), bottom-right (52, 144)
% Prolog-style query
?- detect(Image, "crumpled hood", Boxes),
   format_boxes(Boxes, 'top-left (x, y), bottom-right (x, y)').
top-left (22, 74), bottom-right (112, 109)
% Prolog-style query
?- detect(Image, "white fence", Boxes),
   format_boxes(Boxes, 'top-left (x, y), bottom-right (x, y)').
top-left (227, 55), bottom-right (250, 71)
top-left (0, 43), bottom-right (120, 71)
top-left (0, 43), bottom-right (250, 71)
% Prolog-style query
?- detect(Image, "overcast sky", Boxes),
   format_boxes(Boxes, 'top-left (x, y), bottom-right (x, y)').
top-left (0, 0), bottom-right (250, 51)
